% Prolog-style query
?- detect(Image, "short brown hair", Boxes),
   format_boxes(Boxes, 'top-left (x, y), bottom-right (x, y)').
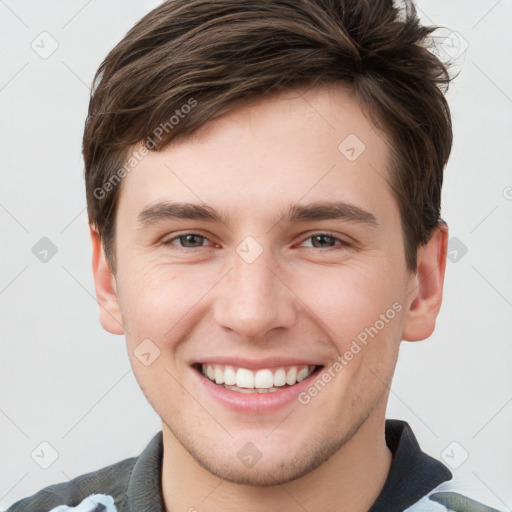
top-left (83, 0), bottom-right (452, 271)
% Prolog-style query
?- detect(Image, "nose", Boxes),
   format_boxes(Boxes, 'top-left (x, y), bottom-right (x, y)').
top-left (213, 245), bottom-right (297, 341)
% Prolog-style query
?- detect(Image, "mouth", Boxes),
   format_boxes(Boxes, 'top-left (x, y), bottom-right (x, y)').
top-left (192, 362), bottom-right (324, 394)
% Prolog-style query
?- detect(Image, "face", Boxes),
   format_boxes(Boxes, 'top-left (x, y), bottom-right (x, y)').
top-left (92, 83), bottom-right (445, 486)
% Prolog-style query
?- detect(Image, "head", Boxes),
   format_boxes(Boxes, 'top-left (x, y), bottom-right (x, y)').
top-left (85, 0), bottom-right (451, 486)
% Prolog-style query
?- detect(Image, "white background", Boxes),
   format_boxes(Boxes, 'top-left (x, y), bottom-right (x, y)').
top-left (1, 0), bottom-right (511, 510)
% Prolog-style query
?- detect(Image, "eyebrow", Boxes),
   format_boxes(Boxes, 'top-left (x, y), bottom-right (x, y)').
top-left (137, 200), bottom-right (378, 228)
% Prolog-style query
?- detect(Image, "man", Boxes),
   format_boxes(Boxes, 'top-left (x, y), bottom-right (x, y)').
top-left (7, 0), bottom-right (504, 511)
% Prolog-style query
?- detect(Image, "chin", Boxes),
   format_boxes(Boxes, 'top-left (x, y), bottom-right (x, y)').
top-left (180, 431), bottom-right (348, 487)
top-left (194, 456), bottom-right (313, 487)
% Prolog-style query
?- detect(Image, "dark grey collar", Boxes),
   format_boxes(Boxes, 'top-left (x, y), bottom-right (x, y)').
top-left (369, 419), bottom-right (452, 511)
top-left (124, 419), bottom-right (452, 511)
top-left (126, 430), bottom-right (165, 512)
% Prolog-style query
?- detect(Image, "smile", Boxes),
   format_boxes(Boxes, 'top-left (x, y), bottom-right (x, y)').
top-left (198, 363), bottom-right (322, 393)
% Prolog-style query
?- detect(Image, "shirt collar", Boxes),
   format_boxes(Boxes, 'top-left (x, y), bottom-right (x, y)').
top-left (126, 419), bottom-right (452, 511)
top-left (369, 419), bottom-right (452, 511)
top-left (126, 429), bottom-right (165, 512)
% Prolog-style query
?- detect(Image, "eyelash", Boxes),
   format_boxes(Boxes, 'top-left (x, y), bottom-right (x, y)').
top-left (162, 232), bottom-right (352, 251)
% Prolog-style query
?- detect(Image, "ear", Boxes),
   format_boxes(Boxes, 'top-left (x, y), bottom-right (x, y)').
top-left (402, 223), bottom-right (448, 342)
top-left (90, 228), bottom-right (124, 335)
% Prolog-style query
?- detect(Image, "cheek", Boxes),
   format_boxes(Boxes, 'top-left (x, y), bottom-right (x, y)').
top-left (116, 261), bottom-right (218, 344)
top-left (295, 261), bottom-right (402, 346)
top-left (115, 262), bottom-right (176, 340)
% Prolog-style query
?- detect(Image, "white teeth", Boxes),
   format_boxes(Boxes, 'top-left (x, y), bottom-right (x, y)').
top-left (273, 368), bottom-right (286, 387)
top-left (233, 386), bottom-right (253, 393)
top-left (297, 367), bottom-right (309, 382)
top-left (200, 363), bottom-right (317, 390)
top-left (224, 366), bottom-right (236, 385)
top-left (214, 366), bottom-right (224, 384)
top-left (236, 368), bottom-right (255, 389)
top-left (254, 369), bottom-right (273, 388)
top-left (285, 367), bottom-right (297, 385)
top-left (224, 384), bottom-right (280, 393)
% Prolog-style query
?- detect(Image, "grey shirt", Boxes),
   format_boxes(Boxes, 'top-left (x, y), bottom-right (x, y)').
top-left (6, 420), bottom-right (501, 512)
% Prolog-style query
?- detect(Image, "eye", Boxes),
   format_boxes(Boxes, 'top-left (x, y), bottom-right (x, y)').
top-left (163, 233), bottom-right (212, 249)
top-left (161, 231), bottom-right (351, 251)
top-left (299, 232), bottom-right (351, 249)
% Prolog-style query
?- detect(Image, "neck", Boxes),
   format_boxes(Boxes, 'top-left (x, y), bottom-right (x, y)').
top-left (160, 407), bottom-right (392, 512)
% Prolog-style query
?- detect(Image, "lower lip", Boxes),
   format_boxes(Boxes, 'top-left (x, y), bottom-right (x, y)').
top-left (192, 365), bottom-right (323, 414)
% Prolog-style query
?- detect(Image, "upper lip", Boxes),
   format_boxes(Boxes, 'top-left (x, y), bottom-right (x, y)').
top-left (193, 357), bottom-right (324, 370)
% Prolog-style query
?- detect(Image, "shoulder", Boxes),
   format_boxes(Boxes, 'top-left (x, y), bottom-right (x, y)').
top-left (5, 431), bottom-right (164, 512)
top-left (405, 475), bottom-right (507, 512)
top-left (377, 420), bottom-right (505, 512)
top-left (5, 455), bottom-right (136, 512)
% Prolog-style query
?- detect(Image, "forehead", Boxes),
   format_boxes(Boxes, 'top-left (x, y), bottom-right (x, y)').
top-left (118, 83), bottom-right (395, 226)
